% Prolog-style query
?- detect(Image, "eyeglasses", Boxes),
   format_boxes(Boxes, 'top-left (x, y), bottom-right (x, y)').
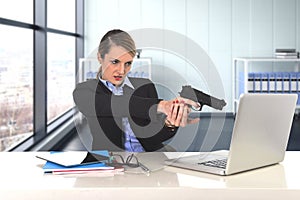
top-left (108, 153), bottom-right (150, 173)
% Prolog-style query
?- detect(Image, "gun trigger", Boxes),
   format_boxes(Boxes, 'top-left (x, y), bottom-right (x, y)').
top-left (192, 102), bottom-right (202, 111)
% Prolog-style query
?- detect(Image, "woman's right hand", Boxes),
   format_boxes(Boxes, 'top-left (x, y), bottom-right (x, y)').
top-left (157, 97), bottom-right (200, 127)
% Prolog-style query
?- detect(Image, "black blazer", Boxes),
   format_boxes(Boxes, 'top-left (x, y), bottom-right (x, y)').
top-left (73, 78), bottom-right (177, 151)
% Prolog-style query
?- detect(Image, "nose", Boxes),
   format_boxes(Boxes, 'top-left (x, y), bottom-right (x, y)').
top-left (117, 63), bottom-right (125, 74)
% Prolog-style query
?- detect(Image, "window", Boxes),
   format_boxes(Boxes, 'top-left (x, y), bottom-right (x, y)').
top-left (0, 0), bottom-right (33, 23)
top-left (0, 0), bottom-right (84, 151)
top-left (47, 0), bottom-right (75, 32)
top-left (47, 33), bottom-right (75, 123)
top-left (0, 25), bottom-right (33, 151)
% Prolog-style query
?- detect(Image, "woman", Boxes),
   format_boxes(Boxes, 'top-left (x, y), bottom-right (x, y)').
top-left (73, 29), bottom-right (200, 152)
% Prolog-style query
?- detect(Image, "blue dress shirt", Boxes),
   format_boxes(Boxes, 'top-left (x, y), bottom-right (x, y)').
top-left (99, 77), bottom-right (145, 152)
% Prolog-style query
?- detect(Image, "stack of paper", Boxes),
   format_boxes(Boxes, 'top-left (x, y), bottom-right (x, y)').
top-left (42, 161), bottom-right (117, 175)
top-left (37, 150), bottom-right (124, 175)
top-left (275, 49), bottom-right (299, 59)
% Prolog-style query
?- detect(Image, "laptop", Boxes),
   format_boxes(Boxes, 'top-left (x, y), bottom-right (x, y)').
top-left (165, 93), bottom-right (297, 175)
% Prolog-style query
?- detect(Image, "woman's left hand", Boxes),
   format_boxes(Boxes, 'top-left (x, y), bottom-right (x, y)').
top-left (165, 97), bottom-right (200, 128)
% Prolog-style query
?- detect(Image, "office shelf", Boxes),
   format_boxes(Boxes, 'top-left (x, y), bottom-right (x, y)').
top-left (233, 57), bottom-right (300, 113)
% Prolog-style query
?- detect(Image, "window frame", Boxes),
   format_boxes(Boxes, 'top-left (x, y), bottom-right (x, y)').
top-left (0, 0), bottom-right (84, 151)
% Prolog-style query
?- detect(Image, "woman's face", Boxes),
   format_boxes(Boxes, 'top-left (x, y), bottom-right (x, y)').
top-left (98, 45), bottom-right (133, 86)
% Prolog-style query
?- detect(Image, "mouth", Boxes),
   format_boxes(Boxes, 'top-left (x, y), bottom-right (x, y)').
top-left (113, 75), bottom-right (123, 81)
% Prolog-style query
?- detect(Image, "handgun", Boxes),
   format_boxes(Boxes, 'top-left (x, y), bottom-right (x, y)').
top-left (179, 85), bottom-right (227, 111)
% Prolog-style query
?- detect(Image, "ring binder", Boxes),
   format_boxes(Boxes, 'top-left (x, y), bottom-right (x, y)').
top-left (243, 72), bottom-right (300, 105)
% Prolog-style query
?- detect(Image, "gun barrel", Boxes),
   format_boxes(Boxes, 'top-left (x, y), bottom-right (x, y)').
top-left (179, 85), bottom-right (227, 111)
top-left (206, 95), bottom-right (227, 110)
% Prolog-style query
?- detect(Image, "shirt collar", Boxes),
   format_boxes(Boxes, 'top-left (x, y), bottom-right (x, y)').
top-left (99, 76), bottom-right (134, 90)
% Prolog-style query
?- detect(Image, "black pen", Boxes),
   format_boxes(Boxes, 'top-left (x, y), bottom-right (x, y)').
top-left (139, 162), bottom-right (150, 173)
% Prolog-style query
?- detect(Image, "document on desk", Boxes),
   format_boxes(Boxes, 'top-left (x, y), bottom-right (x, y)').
top-left (36, 150), bottom-right (109, 167)
top-left (36, 150), bottom-right (126, 174)
top-left (42, 160), bottom-right (115, 174)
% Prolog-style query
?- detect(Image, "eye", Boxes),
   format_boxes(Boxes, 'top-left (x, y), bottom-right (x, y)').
top-left (125, 61), bottom-right (132, 67)
top-left (111, 59), bottom-right (120, 64)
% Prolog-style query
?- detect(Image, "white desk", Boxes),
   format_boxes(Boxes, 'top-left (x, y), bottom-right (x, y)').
top-left (0, 151), bottom-right (300, 200)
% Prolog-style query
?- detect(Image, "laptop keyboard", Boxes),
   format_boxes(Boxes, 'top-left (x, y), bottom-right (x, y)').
top-left (198, 158), bottom-right (227, 169)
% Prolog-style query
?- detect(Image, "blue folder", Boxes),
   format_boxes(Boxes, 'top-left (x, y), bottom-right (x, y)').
top-left (43, 160), bottom-right (110, 173)
top-left (40, 150), bottom-right (111, 173)
top-left (245, 72), bottom-right (300, 105)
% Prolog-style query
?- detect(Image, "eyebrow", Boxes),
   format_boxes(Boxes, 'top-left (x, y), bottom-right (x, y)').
top-left (109, 58), bottom-right (133, 63)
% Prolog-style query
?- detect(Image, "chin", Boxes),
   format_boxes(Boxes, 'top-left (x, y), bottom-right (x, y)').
top-left (113, 80), bottom-right (123, 86)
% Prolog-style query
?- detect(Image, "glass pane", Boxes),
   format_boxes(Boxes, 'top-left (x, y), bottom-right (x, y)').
top-left (47, 0), bottom-right (76, 32)
top-left (0, 0), bottom-right (33, 23)
top-left (0, 25), bottom-right (33, 151)
top-left (47, 33), bottom-right (75, 123)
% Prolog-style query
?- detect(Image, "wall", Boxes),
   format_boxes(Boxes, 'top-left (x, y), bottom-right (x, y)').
top-left (84, 0), bottom-right (300, 112)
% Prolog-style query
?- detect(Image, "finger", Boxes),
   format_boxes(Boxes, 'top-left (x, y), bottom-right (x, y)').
top-left (172, 99), bottom-right (182, 126)
top-left (179, 105), bottom-right (189, 127)
top-left (186, 106), bottom-right (191, 114)
top-left (174, 101), bottom-right (185, 127)
top-left (168, 101), bottom-right (175, 116)
top-left (166, 99), bottom-right (177, 125)
top-left (180, 97), bottom-right (200, 109)
top-left (166, 101), bottom-right (175, 122)
top-left (187, 117), bottom-right (200, 124)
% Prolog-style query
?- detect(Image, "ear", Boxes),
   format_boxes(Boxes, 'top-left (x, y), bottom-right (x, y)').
top-left (97, 52), bottom-right (102, 64)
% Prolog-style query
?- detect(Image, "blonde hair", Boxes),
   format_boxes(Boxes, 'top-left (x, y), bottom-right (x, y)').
top-left (96, 29), bottom-right (136, 79)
